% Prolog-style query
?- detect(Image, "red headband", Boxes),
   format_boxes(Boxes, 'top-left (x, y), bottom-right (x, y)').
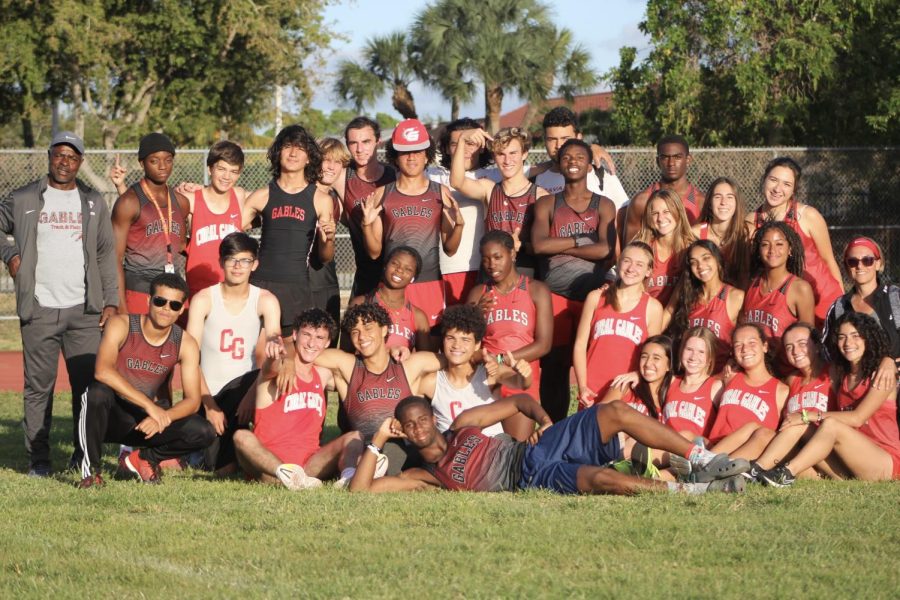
top-left (844, 237), bottom-right (881, 262)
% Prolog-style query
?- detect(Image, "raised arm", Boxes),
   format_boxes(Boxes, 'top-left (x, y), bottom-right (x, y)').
top-left (451, 393), bottom-right (552, 435)
top-left (313, 188), bottom-right (336, 263)
top-left (360, 187), bottom-right (385, 259)
top-left (448, 129), bottom-right (494, 203)
top-left (348, 418), bottom-right (441, 493)
top-left (439, 186), bottom-right (464, 257)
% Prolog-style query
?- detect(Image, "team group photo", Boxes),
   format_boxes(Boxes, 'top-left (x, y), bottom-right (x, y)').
top-left (0, 0), bottom-right (897, 597)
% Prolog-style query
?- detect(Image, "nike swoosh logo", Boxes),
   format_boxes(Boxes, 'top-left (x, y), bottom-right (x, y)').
top-left (421, 198), bottom-right (431, 202)
top-left (386, 376), bottom-right (395, 382)
top-left (160, 354), bottom-right (171, 358)
top-left (584, 216), bottom-right (594, 221)
top-left (629, 316), bottom-right (640, 321)
top-left (26, 210), bottom-right (36, 214)
top-left (693, 396), bottom-right (704, 401)
top-left (230, 213), bottom-right (239, 219)
top-left (758, 391), bottom-right (769, 395)
top-left (431, 314), bottom-right (440, 320)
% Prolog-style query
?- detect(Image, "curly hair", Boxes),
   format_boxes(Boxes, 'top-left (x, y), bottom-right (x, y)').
top-left (439, 118), bottom-right (492, 170)
top-left (385, 137), bottom-right (437, 167)
top-left (542, 106), bottom-right (580, 132)
top-left (267, 124), bottom-right (322, 184)
top-left (827, 312), bottom-right (889, 382)
top-left (384, 245), bottom-right (422, 279)
top-left (732, 322), bottom-right (776, 376)
top-left (440, 304), bottom-right (487, 342)
top-left (293, 308), bottom-right (338, 342)
top-left (698, 177), bottom-right (750, 287)
top-left (670, 240), bottom-right (726, 340)
top-left (341, 302), bottom-right (391, 334)
top-left (490, 127), bottom-right (531, 155)
top-left (633, 335), bottom-right (673, 420)
top-left (750, 220), bottom-right (805, 278)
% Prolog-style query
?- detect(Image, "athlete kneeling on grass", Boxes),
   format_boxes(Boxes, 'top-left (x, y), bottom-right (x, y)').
top-left (349, 395), bottom-right (749, 495)
top-left (233, 309), bottom-right (362, 490)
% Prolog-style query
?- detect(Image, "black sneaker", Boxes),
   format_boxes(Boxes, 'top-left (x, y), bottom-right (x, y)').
top-left (759, 464), bottom-right (796, 488)
top-left (27, 463), bottom-right (51, 478)
top-left (741, 461), bottom-right (762, 482)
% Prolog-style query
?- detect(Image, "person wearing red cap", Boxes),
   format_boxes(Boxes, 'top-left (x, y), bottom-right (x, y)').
top-left (360, 118), bottom-right (463, 327)
top-left (111, 133), bottom-right (190, 315)
top-left (824, 237), bottom-right (900, 374)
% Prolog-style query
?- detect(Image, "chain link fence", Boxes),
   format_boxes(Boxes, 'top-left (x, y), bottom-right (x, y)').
top-left (2, 147), bottom-right (897, 319)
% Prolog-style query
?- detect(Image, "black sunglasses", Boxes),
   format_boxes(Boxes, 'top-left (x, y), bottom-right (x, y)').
top-left (846, 256), bottom-right (876, 268)
top-left (151, 296), bottom-right (184, 311)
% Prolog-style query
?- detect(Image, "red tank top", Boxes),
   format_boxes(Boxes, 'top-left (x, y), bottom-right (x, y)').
top-left (585, 292), bottom-right (651, 397)
top-left (742, 275), bottom-right (797, 346)
top-left (644, 181), bottom-right (703, 224)
top-left (647, 241), bottom-right (682, 307)
top-left (343, 165), bottom-right (396, 283)
top-left (115, 314), bottom-right (182, 402)
top-left (345, 357), bottom-right (413, 440)
top-left (708, 373), bottom-right (780, 442)
top-left (382, 181), bottom-right (443, 282)
top-left (428, 427), bottom-right (525, 491)
top-left (835, 375), bottom-right (900, 465)
top-left (688, 285), bottom-right (736, 372)
top-left (784, 370), bottom-right (832, 416)
top-left (185, 189), bottom-right (241, 296)
top-left (368, 290), bottom-right (417, 349)
top-left (482, 276), bottom-right (536, 355)
top-left (254, 369), bottom-right (326, 464)
top-left (754, 202), bottom-right (842, 321)
top-left (124, 183), bottom-right (187, 293)
top-left (663, 376), bottom-right (716, 438)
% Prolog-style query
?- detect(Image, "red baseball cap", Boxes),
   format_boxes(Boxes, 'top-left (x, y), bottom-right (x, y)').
top-left (391, 119), bottom-right (431, 151)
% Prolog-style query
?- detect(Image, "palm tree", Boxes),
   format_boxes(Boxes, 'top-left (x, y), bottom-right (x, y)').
top-left (333, 32), bottom-right (418, 119)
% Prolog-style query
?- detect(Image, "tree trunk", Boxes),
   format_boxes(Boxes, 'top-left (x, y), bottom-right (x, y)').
top-left (392, 84), bottom-right (418, 119)
top-left (72, 81), bottom-right (85, 139)
top-left (518, 101), bottom-right (544, 133)
top-left (484, 84), bottom-right (504, 134)
top-left (450, 96), bottom-right (460, 122)
top-left (21, 116), bottom-right (34, 148)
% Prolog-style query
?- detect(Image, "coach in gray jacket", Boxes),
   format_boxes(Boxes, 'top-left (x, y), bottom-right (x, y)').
top-left (0, 132), bottom-right (118, 476)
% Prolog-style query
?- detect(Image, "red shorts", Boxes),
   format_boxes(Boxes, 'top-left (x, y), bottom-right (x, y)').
top-left (442, 271), bottom-right (480, 306)
top-left (406, 280), bottom-right (446, 327)
top-left (499, 359), bottom-right (541, 404)
top-left (550, 293), bottom-right (584, 347)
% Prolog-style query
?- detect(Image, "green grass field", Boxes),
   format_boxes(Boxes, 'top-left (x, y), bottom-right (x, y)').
top-left (1, 390), bottom-right (899, 599)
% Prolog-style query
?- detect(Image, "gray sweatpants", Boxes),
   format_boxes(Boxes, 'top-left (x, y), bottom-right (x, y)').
top-left (20, 303), bottom-right (101, 469)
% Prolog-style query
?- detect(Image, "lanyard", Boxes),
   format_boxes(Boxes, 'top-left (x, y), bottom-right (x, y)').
top-left (139, 178), bottom-right (174, 265)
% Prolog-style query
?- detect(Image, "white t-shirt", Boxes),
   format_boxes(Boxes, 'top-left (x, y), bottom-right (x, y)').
top-left (532, 167), bottom-right (630, 211)
top-left (34, 186), bottom-right (85, 308)
top-left (431, 365), bottom-right (505, 437)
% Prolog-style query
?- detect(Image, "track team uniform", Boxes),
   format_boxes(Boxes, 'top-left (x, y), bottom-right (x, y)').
top-left (381, 181), bottom-right (446, 326)
top-left (754, 202), bottom-right (843, 325)
top-left (533, 167), bottom-right (630, 212)
top-left (834, 375), bottom-right (900, 478)
top-left (707, 373), bottom-right (780, 444)
top-left (78, 315), bottom-right (215, 477)
top-left (124, 182), bottom-right (186, 313)
top-left (308, 189), bottom-right (341, 335)
top-left (430, 365), bottom-right (505, 437)
top-left (366, 289), bottom-right (417, 349)
top-left (481, 275), bottom-right (541, 403)
top-left (344, 165), bottom-right (396, 297)
top-left (584, 293), bottom-right (651, 400)
top-left (784, 371), bottom-right (832, 416)
top-left (486, 182), bottom-right (539, 278)
top-left (185, 189), bottom-right (241, 297)
top-left (643, 181), bottom-right (704, 225)
top-left (424, 405), bottom-right (619, 494)
top-left (647, 241), bottom-right (682, 307)
top-left (250, 181), bottom-right (317, 336)
top-left (663, 377), bottom-right (716, 438)
top-left (742, 274), bottom-right (798, 375)
top-left (688, 284), bottom-right (737, 372)
top-left (254, 370), bottom-right (326, 468)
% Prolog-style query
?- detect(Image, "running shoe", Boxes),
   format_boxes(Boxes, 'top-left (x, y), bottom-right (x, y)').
top-left (759, 464), bottom-right (796, 488)
top-left (669, 454), bottom-right (693, 481)
top-left (630, 443), bottom-right (659, 479)
top-left (333, 467), bottom-right (357, 489)
top-left (123, 449), bottom-right (162, 484)
top-left (741, 461), bottom-right (763, 482)
top-left (76, 473), bottom-right (105, 489)
top-left (275, 464), bottom-right (323, 491)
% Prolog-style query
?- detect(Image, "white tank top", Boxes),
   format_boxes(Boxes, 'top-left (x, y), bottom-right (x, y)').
top-left (200, 284), bottom-right (261, 395)
top-left (431, 365), bottom-right (504, 436)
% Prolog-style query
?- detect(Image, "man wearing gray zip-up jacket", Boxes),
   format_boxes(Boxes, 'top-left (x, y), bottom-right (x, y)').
top-left (0, 131), bottom-right (119, 476)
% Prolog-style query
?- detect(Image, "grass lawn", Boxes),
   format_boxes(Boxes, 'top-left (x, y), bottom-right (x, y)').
top-left (1, 390), bottom-right (899, 598)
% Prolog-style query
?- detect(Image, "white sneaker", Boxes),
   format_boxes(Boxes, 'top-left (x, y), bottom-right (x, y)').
top-left (374, 452), bottom-right (389, 479)
top-left (333, 467), bottom-right (356, 489)
top-left (275, 463), bottom-right (323, 491)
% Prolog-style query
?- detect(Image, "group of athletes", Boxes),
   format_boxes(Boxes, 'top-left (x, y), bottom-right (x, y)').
top-left (3, 105), bottom-right (898, 495)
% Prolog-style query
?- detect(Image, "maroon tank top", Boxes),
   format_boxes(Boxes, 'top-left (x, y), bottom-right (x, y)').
top-left (345, 357), bottom-right (412, 440)
top-left (115, 314), bottom-right (182, 403)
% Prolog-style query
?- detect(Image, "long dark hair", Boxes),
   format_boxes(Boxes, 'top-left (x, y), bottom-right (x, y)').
top-left (632, 335), bottom-right (674, 420)
top-left (699, 177), bottom-right (750, 287)
top-left (267, 124), bottom-right (322, 183)
top-left (750, 220), bottom-right (805, 278)
top-left (670, 240), bottom-right (726, 341)
top-left (827, 312), bottom-right (889, 382)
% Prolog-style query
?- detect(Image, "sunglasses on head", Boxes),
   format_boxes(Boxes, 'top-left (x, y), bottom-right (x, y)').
top-left (151, 296), bottom-right (184, 311)
top-left (846, 256), bottom-right (876, 268)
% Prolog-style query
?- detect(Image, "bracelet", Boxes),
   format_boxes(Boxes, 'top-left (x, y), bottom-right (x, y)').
top-left (801, 409), bottom-right (810, 424)
top-left (366, 443), bottom-right (382, 456)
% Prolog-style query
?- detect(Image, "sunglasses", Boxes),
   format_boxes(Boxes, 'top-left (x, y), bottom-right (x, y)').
top-left (846, 256), bottom-right (876, 268)
top-left (151, 296), bottom-right (184, 311)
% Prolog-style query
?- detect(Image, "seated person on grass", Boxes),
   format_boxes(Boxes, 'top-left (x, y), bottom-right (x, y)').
top-left (233, 309), bottom-right (362, 490)
top-left (349, 395), bottom-right (749, 495)
top-left (420, 304), bottom-right (535, 440)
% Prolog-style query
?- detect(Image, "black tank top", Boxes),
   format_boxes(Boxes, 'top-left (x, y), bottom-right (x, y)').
top-left (254, 181), bottom-right (317, 281)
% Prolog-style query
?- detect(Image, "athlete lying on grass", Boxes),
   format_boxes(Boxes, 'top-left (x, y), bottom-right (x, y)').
top-left (349, 395), bottom-right (749, 495)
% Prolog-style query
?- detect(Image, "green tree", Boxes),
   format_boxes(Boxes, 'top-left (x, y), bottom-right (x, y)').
top-left (333, 32), bottom-right (418, 119)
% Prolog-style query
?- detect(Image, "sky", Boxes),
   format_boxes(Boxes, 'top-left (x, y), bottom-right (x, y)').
top-left (308, 0), bottom-right (650, 122)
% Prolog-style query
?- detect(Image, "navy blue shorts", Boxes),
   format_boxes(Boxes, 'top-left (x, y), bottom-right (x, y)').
top-left (518, 405), bottom-right (620, 494)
